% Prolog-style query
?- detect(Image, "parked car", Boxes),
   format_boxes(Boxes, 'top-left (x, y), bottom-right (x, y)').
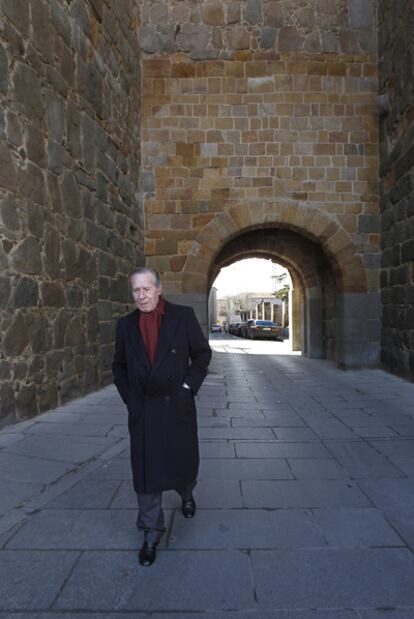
top-left (210, 323), bottom-right (222, 333)
top-left (244, 320), bottom-right (284, 341)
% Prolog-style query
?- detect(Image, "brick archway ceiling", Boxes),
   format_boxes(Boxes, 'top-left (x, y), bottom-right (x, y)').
top-left (182, 204), bottom-right (367, 295)
top-left (209, 229), bottom-right (332, 292)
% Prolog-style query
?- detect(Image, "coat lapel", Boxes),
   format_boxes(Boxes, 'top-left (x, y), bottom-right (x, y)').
top-left (150, 301), bottom-right (180, 376)
top-left (127, 310), bottom-right (151, 372)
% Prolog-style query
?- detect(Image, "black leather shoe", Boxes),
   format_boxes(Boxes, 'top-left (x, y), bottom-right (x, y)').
top-left (181, 496), bottom-right (196, 518)
top-left (139, 541), bottom-right (157, 566)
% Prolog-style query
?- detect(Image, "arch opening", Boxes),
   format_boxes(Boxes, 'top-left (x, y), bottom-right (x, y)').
top-left (208, 227), bottom-right (339, 361)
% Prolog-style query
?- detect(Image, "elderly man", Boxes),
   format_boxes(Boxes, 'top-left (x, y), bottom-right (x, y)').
top-left (112, 267), bottom-right (212, 566)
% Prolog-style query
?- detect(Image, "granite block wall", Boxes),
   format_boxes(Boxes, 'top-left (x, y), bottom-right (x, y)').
top-left (0, 0), bottom-right (143, 424)
top-left (378, 0), bottom-right (414, 378)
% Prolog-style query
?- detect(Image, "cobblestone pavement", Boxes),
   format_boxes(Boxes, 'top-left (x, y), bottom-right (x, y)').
top-left (1, 335), bottom-right (414, 618)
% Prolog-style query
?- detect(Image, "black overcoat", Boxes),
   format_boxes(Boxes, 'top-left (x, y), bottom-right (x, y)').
top-left (112, 301), bottom-right (212, 494)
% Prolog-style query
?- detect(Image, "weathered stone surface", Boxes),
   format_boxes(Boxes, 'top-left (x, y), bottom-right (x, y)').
top-left (349, 0), bottom-right (374, 28)
top-left (41, 282), bottom-right (65, 307)
top-left (278, 27), bottom-right (304, 51)
top-left (178, 24), bottom-right (210, 51)
top-left (45, 91), bottom-right (65, 141)
top-left (246, 0), bottom-right (262, 25)
top-left (0, 43), bottom-right (8, 93)
top-left (15, 384), bottom-right (37, 413)
top-left (70, 0), bottom-right (92, 38)
top-left (1, 0), bottom-right (30, 36)
top-left (44, 226), bottom-right (61, 279)
top-left (0, 141), bottom-right (17, 191)
top-left (139, 26), bottom-right (158, 53)
top-left (51, 0), bottom-right (72, 44)
top-left (27, 203), bottom-right (44, 238)
top-left (0, 195), bottom-right (19, 230)
top-left (48, 140), bottom-right (65, 174)
top-left (80, 113), bottom-right (95, 171)
top-left (65, 286), bottom-right (83, 307)
top-left (0, 383), bottom-right (16, 418)
top-left (64, 316), bottom-right (86, 346)
top-left (27, 314), bottom-right (53, 353)
top-left (85, 63), bottom-right (103, 116)
top-left (26, 124), bottom-right (46, 168)
top-left (32, 0), bottom-right (53, 62)
top-left (260, 27), bottom-right (277, 49)
top-left (6, 111), bottom-right (23, 146)
top-left (3, 313), bottom-right (29, 357)
top-left (228, 25), bottom-right (251, 50)
top-left (10, 237), bottom-right (42, 274)
top-left (202, 1), bottom-right (225, 26)
top-left (0, 241), bottom-right (8, 271)
top-left (265, 2), bottom-right (284, 27)
top-left (0, 277), bottom-right (11, 308)
top-left (61, 172), bottom-right (82, 218)
top-left (19, 163), bottom-right (47, 205)
top-left (14, 277), bottom-right (39, 307)
top-left (13, 64), bottom-right (44, 122)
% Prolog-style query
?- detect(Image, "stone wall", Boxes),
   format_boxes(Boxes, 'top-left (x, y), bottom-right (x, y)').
top-left (139, 0), bottom-right (381, 365)
top-left (0, 0), bottom-right (143, 425)
top-left (139, 0), bottom-right (377, 57)
top-left (378, 0), bottom-right (414, 378)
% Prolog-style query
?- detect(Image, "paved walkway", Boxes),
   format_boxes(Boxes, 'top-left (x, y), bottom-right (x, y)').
top-left (1, 335), bottom-right (414, 618)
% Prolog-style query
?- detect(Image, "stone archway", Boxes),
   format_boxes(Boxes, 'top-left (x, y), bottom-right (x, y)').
top-left (178, 204), bottom-right (380, 368)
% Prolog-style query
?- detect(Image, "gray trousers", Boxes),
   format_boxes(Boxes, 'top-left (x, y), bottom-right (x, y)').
top-left (136, 481), bottom-right (196, 544)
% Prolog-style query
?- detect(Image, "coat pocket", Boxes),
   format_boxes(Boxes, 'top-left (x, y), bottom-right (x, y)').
top-left (177, 386), bottom-right (196, 422)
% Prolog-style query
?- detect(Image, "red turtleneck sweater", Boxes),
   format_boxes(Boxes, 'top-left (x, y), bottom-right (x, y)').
top-left (138, 297), bottom-right (165, 365)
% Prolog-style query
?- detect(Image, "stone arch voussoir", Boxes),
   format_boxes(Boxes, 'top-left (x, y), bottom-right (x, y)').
top-left (183, 204), bottom-right (367, 293)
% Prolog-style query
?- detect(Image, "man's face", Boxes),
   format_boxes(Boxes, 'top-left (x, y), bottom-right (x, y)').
top-left (130, 272), bottom-right (161, 313)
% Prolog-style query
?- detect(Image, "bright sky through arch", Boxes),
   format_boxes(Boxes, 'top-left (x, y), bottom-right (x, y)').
top-left (212, 258), bottom-right (287, 298)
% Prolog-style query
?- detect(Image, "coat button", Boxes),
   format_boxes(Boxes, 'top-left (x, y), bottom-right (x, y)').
top-left (165, 396), bottom-right (170, 401)
top-left (171, 348), bottom-right (176, 354)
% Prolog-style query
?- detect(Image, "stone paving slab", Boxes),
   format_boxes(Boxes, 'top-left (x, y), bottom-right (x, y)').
top-left (0, 550), bottom-right (80, 610)
top-left (235, 441), bottom-right (333, 458)
top-left (311, 507), bottom-right (404, 547)
top-left (54, 550), bottom-right (254, 611)
top-left (390, 456), bottom-right (414, 476)
top-left (0, 479), bottom-right (43, 513)
top-left (241, 480), bottom-right (372, 508)
top-left (357, 478), bottom-right (414, 510)
top-left (110, 478), bottom-right (244, 509)
top-left (368, 439), bottom-right (414, 457)
top-left (23, 421), bottom-right (115, 436)
top-left (323, 441), bottom-right (404, 478)
top-left (198, 457), bottom-right (293, 480)
top-left (251, 548), bottom-right (414, 609)
top-left (273, 427), bottom-right (320, 440)
top-left (168, 508), bottom-right (325, 549)
top-left (198, 426), bottom-right (275, 440)
top-left (287, 458), bottom-right (349, 479)
top-left (5, 508), bottom-right (172, 550)
top-left (199, 440), bottom-right (236, 458)
top-left (0, 452), bottom-right (73, 484)
top-left (215, 407), bottom-right (266, 418)
top-left (43, 479), bottom-right (121, 509)
top-left (2, 434), bottom-right (114, 464)
top-left (86, 458), bottom-right (132, 480)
